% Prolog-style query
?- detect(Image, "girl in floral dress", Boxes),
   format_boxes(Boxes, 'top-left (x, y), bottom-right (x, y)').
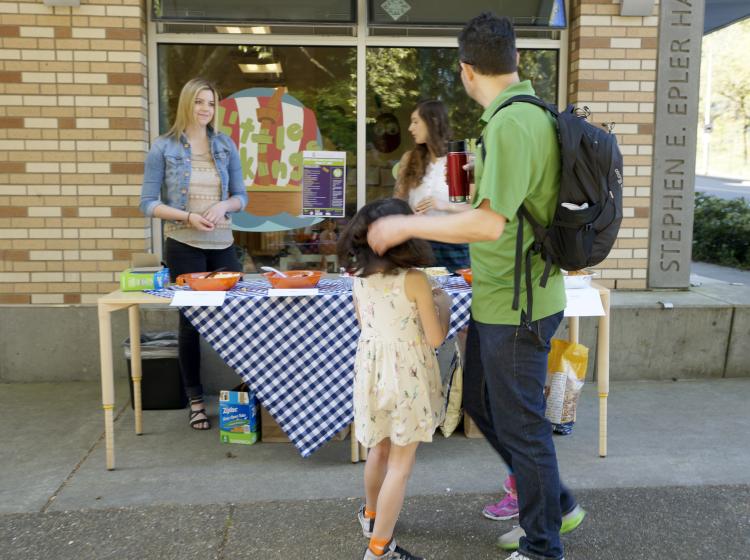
top-left (337, 198), bottom-right (452, 560)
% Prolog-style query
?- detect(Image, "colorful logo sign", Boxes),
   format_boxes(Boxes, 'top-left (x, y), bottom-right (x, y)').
top-left (218, 87), bottom-right (324, 231)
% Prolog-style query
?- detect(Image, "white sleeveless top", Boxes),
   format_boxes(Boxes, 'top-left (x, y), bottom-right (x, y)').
top-left (406, 156), bottom-right (450, 217)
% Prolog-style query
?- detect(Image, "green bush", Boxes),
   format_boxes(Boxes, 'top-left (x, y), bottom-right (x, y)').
top-left (692, 192), bottom-right (750, 269)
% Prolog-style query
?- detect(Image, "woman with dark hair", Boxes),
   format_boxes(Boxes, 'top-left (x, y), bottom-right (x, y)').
top-left (394, 99), bottom-right (471, 272)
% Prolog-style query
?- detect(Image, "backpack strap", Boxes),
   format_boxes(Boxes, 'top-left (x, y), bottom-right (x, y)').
top-left (512, 212), bottom-right (524, 311)
top-left (499, 94), bottom-right (557, 116)
top-left (519, 205), bottom-right (554, 288)
top-left (512, 206), bottom-right (551, 324)
top-left (480, 95), bottom-right (556, 162)
top-left (511, 209), bottom-right (543, 330)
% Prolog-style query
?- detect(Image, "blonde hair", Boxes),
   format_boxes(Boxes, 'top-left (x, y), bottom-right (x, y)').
top-left (166, 78), bottom-right (220, 138)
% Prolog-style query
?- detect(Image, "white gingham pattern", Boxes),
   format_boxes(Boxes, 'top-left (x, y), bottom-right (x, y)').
top-left (149, 276), bottom-right (471, 457)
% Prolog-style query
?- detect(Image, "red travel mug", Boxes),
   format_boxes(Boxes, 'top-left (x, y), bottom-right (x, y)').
top-left (446, 140), bottom-right (469, 203)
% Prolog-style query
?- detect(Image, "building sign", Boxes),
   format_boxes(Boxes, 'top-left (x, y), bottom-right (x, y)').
top-left (302, 151), bottom-right (347, 217)
top-left (648, 0), bottom-right (705, 288)
top-left (218, 87), bottom-right (324, 231)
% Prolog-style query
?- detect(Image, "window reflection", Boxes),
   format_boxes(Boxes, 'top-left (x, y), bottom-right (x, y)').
top-left (365, 47), bottom-right (558, 204)
top-left (158, 44), bottom-right (356, 273)
top-left (156, 45), bottom-right (557, 273)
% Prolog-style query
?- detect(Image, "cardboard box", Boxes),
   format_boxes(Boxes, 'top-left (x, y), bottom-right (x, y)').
top-left (219, 389), bottom-right (258, 445)
top-left (260, 406), bottom-right (350, 444)
top-left (463, 415), bottom-right (485, 439)
top-left (260, 406), bottom-right (289, 443)
top-left (120, 253), bottom-right (169, 292)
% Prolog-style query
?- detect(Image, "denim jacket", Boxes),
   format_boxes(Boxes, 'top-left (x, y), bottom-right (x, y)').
top-left (139, 127), bottom-right (248, 218)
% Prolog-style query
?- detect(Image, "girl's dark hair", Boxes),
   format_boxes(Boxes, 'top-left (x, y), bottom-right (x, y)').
top-left (458, 12), bottom-right (517, 76)
top-left (398, 99), bottom-right (452, 195)
top-left (337, 198), bottom-right (434, 276)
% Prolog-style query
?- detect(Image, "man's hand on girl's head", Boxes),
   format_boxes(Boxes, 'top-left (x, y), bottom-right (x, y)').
top-left (367, 215), bottom-right (411, 255)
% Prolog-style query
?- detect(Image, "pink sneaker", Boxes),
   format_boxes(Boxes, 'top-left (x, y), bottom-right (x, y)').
top-left (482, 493), bottom-right (519, 521)
top-left (502, 474), bottom-right (515, 495)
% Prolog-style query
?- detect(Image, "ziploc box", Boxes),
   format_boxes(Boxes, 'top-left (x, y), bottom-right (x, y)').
top-left (120, 268), bottom-right (170, 292)
top-left (219, 388), bottom-right (258, 445)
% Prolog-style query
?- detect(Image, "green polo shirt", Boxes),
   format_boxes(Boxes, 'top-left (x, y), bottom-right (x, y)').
top-left (470, 80), bottom-right (565, 325)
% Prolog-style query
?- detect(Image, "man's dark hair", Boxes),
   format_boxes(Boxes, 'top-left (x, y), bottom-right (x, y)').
top-left (458, 12), bottom-right (517, 75)
top-left (337, 198), bottom-right (434, 276)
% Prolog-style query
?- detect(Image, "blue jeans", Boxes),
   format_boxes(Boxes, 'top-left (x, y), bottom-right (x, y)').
top-left (463, 312), bottom-right (576, 560)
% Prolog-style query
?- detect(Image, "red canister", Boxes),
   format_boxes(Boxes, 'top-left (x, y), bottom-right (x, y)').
top-left (446, 140), bottom-right (469, 202)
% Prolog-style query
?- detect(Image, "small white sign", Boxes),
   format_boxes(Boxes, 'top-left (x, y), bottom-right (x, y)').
top-left (563, 287), bottom-right (605, 317)
top-left (170, 290), bottom-right (226, 307)
top-left (267, 288), bottom-right (319, 297)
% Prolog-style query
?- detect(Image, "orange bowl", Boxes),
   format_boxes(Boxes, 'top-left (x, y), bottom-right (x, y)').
top-left (175, 272), bottom-right (242, 291)
top-left (456, 268), bottom-right (472, 285)
top-left (263, 270), bottom-right (322, 289)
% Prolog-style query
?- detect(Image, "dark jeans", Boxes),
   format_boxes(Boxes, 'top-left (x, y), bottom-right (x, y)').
top-left (164, 237), bottom-right (241, 399)
top-left (429, 240), bottom-right (470, 273)
top-left (463, 311), bottom-right (576, 560)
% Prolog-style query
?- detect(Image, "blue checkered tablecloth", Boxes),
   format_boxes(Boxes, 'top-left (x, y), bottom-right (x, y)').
top-left (148, 276), bottom-right (472, 457)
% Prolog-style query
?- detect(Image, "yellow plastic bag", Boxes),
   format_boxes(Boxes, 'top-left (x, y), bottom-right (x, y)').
top-left (548, 338), bottom-right (588, 381)
top-left (545, 339), bottom-right (588, 433)
top-left (440, 341), bottom-right (463, 438)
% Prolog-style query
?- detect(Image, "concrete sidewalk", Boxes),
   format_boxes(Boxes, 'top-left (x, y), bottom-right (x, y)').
top-left (691, 261), bottom-right (750, 286)
top-left (2, 378), bottom-right (749, 558)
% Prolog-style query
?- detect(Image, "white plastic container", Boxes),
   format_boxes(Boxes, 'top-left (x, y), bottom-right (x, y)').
top-left (562, 270), bottom-right (596, 289)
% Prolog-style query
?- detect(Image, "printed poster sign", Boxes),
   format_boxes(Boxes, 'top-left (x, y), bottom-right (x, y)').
top-left (302, 151), bottom-right (346, 218)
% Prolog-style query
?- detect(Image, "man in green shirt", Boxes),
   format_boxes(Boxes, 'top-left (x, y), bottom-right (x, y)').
top-left (368, 12), bottom-right (585, 560)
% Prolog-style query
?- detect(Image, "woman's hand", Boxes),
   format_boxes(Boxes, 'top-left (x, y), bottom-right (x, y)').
top-left (415, 196), bottom-right (447, 214)
top-left (202, 201), bottom-right (229, 225)
top-left (187, 212), bottom-right (215, 231)
top-left (463, 152), bottom-right (475, 173)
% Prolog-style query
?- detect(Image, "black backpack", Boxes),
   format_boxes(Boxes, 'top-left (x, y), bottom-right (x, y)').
top-left (480, 94), bottom-right (623, 322)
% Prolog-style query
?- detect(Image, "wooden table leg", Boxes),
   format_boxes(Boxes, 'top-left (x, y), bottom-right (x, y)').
top-left (349, 423), bottom-right (368, 463)
top-left (128, 305), bottom-right (143, 435)
top-left (568, 315), bottom-right (580, 344)
top-left (350, 423), bottom-right (359, 462)
top-left (597, 289), bottom-right (610, 458)
top-left (98, 302), bottom-right (117, 470)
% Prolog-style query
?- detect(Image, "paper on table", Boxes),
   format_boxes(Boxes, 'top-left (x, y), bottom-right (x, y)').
top-left (564, 287), bottom-right (604, 317)
top-left (170, 290), bottom-right (226, 307)
top-left (267, 288), bottom-right (319, 297)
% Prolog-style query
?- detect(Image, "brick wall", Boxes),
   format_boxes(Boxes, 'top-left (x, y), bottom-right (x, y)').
top-left (0, 0), bottom-right (147, 304)
top-left (0, 0), bottom-right (660, 302)
top-left (568, 0), bottom-right (658, 289)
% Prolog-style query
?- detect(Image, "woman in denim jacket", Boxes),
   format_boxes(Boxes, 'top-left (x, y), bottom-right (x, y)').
top-left (140, 78), bottom-right (248, 430)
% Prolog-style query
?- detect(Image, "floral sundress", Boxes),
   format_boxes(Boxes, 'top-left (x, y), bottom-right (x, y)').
top-left (352, 269), bottom-right (445, 447)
